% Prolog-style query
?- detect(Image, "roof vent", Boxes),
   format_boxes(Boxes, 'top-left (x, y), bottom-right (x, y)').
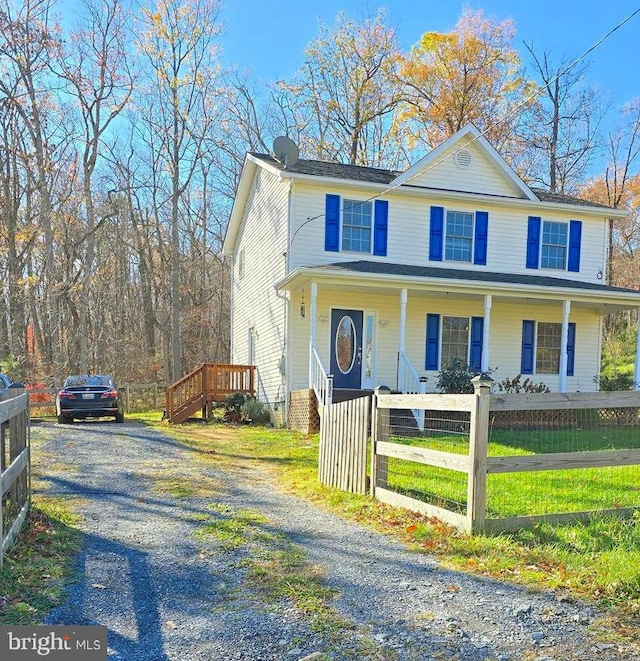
top-left (455, 149), bottom-right (473, 169)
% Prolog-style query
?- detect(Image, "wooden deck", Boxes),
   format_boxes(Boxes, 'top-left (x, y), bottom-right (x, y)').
top-left (165, 363), bottom-right (255, 423)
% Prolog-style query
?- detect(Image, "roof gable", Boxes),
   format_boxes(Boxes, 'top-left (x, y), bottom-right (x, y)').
top-left (390, 125), bottom-right (537, 201)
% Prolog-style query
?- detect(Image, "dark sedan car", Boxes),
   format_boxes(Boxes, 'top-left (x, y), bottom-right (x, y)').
top-left (56, 374), bottom-right (125, 423)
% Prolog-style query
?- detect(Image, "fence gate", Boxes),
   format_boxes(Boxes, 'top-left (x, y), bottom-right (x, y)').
top-left (318, 397), bottom-right (369, 494)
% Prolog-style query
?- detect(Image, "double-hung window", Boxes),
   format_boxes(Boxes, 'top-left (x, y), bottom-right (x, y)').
top-left (536, 322), bottom-right (562, 373)
top-left (541, 221), bottom-right (568, 269)
top-left (445, 211), bottom-right (474, 262)
top-left (526, 216), bottom-right (582, 272)
top-left (521, 320), bottom-right (576, 375)
top-left (429, 206), bottom-right (488, 265)
top-left (426, 314), bottom-right (484, 371)
top-left (441, 316), bottom-right (470, 365)
top-left (342, 200), bottom-right (372, 252)
top-left (325, 194), bottom-right (389, 256)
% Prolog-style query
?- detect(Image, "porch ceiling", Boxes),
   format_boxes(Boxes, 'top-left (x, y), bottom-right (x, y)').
top-left (275, 260), bottom-right (640, 314)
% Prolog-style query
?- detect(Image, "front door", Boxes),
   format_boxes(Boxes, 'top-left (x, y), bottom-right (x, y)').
top-left (330, 309), bottom-right (363, 389)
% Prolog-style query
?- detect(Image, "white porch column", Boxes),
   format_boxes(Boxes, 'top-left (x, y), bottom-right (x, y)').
top-left (399, 288), bottom-right (408, 353)
top-left (559, 299), bottom-right (571, 393)
top-left (309, 282), bottom-right (318, 347)
top-left (482, 295), bottom-right (492, 372)
top-left (308, 282), bottom-right (318, 388)
top-left (634, 308), bottom-right (640, 390)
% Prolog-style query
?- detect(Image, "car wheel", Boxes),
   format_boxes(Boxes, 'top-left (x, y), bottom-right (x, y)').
top-left (115, 413), bottom-right (125, 423)
top-left (57, 414), bottom-right (70, 424)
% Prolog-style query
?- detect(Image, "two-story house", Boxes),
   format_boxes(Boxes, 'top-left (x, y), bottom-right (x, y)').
top-left (223, 124), bottom-right (640, 428)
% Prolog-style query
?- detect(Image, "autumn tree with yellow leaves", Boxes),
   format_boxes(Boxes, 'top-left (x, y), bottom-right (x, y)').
top-left (394, 8), bottom-right (535, 157)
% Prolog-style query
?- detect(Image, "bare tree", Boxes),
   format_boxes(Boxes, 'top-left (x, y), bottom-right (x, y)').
top-left (137, 0), bottom-right (224, 381)
top-left (521, 45), bottom-right (605, 194)
top-left (277, 9), bottom-right (403, 167)
top-left (57, 0), bottom-right (134, 373)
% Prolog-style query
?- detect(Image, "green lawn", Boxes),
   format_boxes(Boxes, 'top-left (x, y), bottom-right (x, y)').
top-left (386, 423), bottom-right (640, 518)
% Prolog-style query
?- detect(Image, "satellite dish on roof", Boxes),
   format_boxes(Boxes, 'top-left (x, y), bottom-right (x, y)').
top-left (273, 136), bottom-right (299, 169)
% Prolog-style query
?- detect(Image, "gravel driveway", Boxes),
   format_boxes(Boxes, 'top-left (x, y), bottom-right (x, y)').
top-left (33, 420), bottom-right (633, 661)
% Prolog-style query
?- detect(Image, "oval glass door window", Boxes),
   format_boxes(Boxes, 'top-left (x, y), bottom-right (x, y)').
top-left (335, 316), bottom-right (356, 374)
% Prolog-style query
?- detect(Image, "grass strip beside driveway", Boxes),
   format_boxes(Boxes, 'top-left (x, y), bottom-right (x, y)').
top-left (152, 414), bottom-right (640, 650)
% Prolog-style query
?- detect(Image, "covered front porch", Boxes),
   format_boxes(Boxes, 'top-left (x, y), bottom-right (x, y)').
top-left (278, 261), bottom-right (640, 413)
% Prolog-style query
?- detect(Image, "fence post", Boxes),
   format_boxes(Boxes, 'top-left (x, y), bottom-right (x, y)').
top-left (125, 385), bottom-right (131, 414)
top-left (371, 386), bottom-right (390, 497)
top-left (467, 374), bottom-right (493, 534)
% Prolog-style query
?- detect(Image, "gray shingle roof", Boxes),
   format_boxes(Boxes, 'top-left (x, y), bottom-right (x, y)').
top-left (531, 188), bottom-right (613, 209)
top-left (312, 260), bottom-right (640, 295)
top-left (251, 153), bottom-right (400, 185)
top-left (251, 153), bottom-right (615, 211)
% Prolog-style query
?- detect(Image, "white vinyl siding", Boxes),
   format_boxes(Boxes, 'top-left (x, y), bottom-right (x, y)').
top-left (406, 141), bottom-right (523, 197)
top-left (289, 181), bottom-right (608, 286)
top-left (230, 168), bottom-right (289, 406)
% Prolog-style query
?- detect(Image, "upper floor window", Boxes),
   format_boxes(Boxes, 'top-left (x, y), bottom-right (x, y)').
top-left (445, 211), bottom-right (474, 262)
top-left (342, 200), bottom-right (372, 252)
top-left (541, 221), bottom-right (568, 269)
top-left (526, 216), bottom-right (582, 272)
top-left (325, 194), bottom-right (388, 256)
top-left (429, 206), bottom-right (488, 266)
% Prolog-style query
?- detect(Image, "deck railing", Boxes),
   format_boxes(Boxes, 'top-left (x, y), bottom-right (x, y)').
top-left (311, 346), bottom-right (333, 408)
top-left (166, 363), bottom-right (256, 423)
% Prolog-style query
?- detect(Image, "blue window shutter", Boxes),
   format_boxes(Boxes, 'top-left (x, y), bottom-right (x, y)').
top-left (429, 206), bottom-right (444, 261)
top-left (324, 194), bottom-right (340, 252)
top-left (373, 200), bottom-right (388, 256)
top-left (425, 314), bottom-right (440, 370)
top-left (526, 216), bottom-right (541, 269)
top-left (568, 220), bottom-right (582, 272)
top-left (474, 211), bottom-right (488, 265)
top-left (521, 320), bottom-right (535, 374)
top-left (567, 322), bottom-right (576, 376)
top-left (470, 317), bottom-right (484, 371)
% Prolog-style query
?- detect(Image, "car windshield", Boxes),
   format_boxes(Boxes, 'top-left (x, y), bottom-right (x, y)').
top-left (64, 375), bottom-right (114, 388)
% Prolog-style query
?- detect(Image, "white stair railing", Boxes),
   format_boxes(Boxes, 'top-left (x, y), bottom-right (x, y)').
top-left (311, 345), bottom-right (333, 408)
top-left (398, 350), bottom-right (427, 431)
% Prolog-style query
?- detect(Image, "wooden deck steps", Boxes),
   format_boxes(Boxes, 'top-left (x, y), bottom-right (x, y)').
top-left (165, 363), bottom-right (255, 423)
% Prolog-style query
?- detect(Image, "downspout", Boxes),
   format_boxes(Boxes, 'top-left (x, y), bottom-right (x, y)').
top-left (278, 179), bottom-right (294, 422)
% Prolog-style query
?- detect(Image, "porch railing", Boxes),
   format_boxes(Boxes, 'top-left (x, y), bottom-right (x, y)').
top-left (311, 346), bottom-right (333, 408)
top-left (398, 350), bottom-right (427, 431)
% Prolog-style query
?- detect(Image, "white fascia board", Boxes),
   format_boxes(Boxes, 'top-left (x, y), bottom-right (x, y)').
top-left (275, 266), bottom-right (640, 308)
top-left (222, 156), bottom-right (257, 256)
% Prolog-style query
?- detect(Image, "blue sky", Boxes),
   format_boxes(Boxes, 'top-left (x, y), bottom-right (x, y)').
top-left (220, 1), bottom-right (640, 110)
